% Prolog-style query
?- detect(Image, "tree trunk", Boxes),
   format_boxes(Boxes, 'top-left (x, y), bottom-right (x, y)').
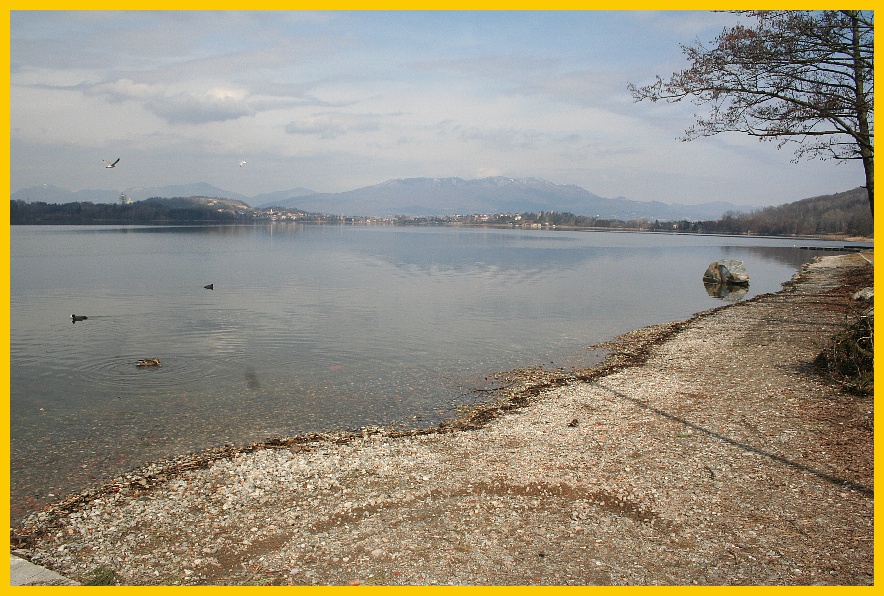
top-left (848, 10), bottom-right (874, 216)
top-left (862, 154), bottom-right (873, 217)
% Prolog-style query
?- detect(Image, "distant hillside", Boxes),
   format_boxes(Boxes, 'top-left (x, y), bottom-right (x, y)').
top-left (693, 187), bottom-right (872, 237)
top-left (11, 184), bottom-right (120, 204)
top-left (124, 183), bottom-right (251, 203)
top-left (250, 187), bottom-right (318, 206)
top-left (11, 196), bottom-right (251, 225)
top-left (11, 178), bottom-right (745, 220)
top-left (11, 183), bottom-right (250, 205)
top-left (12, 178), bottom-right (864, 226)
top-left (11, 186), bottom-right (871, 237)
top-left (259, 176), bottom-right (744, 220)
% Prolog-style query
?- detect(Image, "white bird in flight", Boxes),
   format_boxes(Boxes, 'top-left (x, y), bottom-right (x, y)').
top-left (239, 160), bottom-right (246, 167)
top-left (103, 158), bottom-right (120, 168)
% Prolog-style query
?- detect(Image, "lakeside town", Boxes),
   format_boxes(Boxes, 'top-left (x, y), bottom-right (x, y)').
top-left (9, 184), bottom-right (874, 239)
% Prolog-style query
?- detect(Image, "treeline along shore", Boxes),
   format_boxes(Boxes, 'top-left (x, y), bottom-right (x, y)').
top-left (10, 186), bottom-right (872, 239)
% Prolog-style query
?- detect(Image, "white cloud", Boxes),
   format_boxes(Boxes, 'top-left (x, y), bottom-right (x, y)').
top-left (86, 78), bottom-right (161, 102)
top-left (146, 88), bottom-right (255, 124)
top-left (9, 11), bottom-right (867, 205)
top-left (285, 116), bottom-right (347, 140)
top-left (83, 78), bottom-right (256, 124)
top-left (285, 112), bottom-right (392, 140)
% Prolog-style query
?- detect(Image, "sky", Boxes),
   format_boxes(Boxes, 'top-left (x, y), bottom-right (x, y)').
top-left (9, 10), bottom-right (866, 208)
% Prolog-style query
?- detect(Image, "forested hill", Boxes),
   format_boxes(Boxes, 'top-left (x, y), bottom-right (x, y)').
top-left (10, 196), bottom-right (252, 225)
top-left (690, 187), bottom-right (871, 237)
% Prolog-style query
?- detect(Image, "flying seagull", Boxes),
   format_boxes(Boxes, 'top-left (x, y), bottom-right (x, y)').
top-left (239, 161), bottom-right (246, 167)
top-left (103, 158), bottom-right (120, 168)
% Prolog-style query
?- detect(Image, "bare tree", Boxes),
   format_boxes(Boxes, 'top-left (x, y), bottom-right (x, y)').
top-left (629, 11), bottom-right (873, 214)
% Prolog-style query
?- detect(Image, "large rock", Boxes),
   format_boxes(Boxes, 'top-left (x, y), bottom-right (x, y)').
top-left (703, 259), bottom-right (750, 286)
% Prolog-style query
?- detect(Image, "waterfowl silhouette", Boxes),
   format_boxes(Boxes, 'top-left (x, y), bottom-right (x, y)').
top-left (136, 357), bottom-right (161, 367)
top-left (103, 158), bottom-right (120, 168)
top-left (71, 314), bottom-right (88, 323)
top-left (204, 283), bottom-right (214, 290)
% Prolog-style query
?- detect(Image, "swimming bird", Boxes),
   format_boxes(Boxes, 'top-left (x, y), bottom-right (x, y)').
top-left (204, 283), bottom-right (214, 290)
top-left (103, 158), bottom-right (120, 168)
top-left (71, 314), bottom-right (88, 323)
top-left (136, 357), bottom-right (161, 367)
top-left (239, 161), bottom-right (246, 167)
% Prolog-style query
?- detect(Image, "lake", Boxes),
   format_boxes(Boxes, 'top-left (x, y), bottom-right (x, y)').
top-left (9, 224), bottom-right (866, 522)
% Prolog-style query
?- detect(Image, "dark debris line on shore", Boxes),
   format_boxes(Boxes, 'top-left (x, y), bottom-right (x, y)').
top-left (11, 288), bottom-right (742, 551)
top-left (11, 253), bottom-right (873, 569)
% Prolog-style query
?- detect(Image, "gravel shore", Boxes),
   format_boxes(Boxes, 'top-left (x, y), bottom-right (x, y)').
top-left (11, 253), bottom-right (874, 586)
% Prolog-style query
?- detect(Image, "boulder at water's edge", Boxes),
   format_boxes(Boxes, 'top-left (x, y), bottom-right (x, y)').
top-left (703, 259), bottom-right (750, 286)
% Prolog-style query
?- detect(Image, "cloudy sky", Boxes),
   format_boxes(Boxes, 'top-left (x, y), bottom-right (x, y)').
top-left (10, 10), bottom-right (865, 207)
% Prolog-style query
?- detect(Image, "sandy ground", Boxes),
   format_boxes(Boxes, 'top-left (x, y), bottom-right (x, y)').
top-left (11, 252), bottom-right (874, 586)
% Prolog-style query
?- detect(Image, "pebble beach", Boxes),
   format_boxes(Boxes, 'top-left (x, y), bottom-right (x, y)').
top-left (11, 252), bottom-right (874, 586)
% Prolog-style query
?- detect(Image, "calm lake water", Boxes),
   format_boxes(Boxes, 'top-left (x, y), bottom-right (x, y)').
top-left (9, 224), bottom-right (866, 522)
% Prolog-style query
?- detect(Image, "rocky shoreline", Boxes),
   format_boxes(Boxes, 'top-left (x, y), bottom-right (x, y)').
top-left (11, 253), bottom-right (874, 586)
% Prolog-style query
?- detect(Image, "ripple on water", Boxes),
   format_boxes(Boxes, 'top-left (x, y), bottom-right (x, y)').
top-left (49, 351), bottom-right (233, 395)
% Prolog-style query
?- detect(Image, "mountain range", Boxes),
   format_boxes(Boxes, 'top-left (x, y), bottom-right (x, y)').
top-left (10, 182), bottom-right (314, 207)
top-left (12, 177), bottom-right (751, 221)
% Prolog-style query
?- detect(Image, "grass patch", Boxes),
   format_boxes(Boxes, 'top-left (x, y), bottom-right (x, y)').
top-left (84, 566), bottom-right (118, 586)
top-left (814, 313), bottom-right (874, 395)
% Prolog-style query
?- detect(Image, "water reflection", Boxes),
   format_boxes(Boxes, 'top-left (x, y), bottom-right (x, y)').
top-left (718, 245), bottom-right (815, 269)
top-left (703, 279), bottom-right (750, 302)
top-left (10, 224), bottom-right (869, 525)
top-left (701, 259), bottom-right (751, 302)
top-left (57, 223), bottom-right (298, 237)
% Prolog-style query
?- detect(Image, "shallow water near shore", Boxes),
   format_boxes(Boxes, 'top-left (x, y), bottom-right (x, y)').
top-left (9, 224), bottom-right (867, 523)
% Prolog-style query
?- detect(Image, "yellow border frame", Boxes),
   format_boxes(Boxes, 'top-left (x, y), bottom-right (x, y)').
top-left (3, 5), bottom-right (878, 592)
